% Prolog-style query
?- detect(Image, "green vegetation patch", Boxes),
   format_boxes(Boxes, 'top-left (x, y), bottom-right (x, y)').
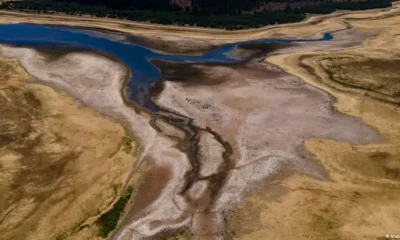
top-left (96, 187), bottom-right (133, 238)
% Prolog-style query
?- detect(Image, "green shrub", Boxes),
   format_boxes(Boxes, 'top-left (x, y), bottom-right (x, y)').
top-left (95, 187), bottom-right (133, 238)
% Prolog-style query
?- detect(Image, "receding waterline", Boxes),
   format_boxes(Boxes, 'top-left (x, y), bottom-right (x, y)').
top-left (0, 23), bottom-right (333, 111)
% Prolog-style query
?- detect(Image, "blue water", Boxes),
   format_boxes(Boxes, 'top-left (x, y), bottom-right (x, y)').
top-left (0, 23), bottom-right (333, 110)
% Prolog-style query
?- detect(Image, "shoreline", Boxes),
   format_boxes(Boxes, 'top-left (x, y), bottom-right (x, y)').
top-left (0, 6), bottom-right (385, 39)
top-left (0, 3), bottom-right (399, 239)
top-left (0, 0), bottom-right (398, 35)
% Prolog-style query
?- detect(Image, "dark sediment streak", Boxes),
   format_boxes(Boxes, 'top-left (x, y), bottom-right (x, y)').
top-left (146, 46), bottom-right (287, 216)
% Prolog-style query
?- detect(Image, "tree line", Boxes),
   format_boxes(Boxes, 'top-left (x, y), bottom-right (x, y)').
top-left (0, 0), bottom-right (393, 29)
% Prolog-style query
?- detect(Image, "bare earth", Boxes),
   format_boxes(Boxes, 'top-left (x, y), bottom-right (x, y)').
top-left (0, 56), bottom-right (138, 240)
top-left (0, 2), bottom-right (399, 240)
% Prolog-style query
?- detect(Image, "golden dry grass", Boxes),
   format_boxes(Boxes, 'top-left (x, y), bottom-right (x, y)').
top-left (319, 56), bottom-right (400, 101)
top-left (0, 56), bottom-right (139, 240)
top-left (227, 5), bottom-right (400, 240)
top-left (0, 4), bottom-right (399, 240)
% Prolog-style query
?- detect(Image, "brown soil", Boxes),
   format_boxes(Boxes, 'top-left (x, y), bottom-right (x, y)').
top-left (1, 3), bottom-right (400, 240)
top-left (0, 56), bottom-right (138, 240)
top-left (228, 5), bottom-right (400, 240)
top-left (127, 163), bottom-right (172, 217)
top-left (153, 23), bottom-right (381, 237)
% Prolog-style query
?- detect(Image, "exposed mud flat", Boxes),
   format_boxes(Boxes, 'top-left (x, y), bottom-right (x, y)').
top-left (229, 4), bottom-right (400, 240)
top-left (0, 3), bottom-right (399, 240)
top-left (152, 55), bottom-right (380, 239)
top-left (0, 6), bottom-right (379, 55)
top-left (0, 45), bottom-right (194, 239)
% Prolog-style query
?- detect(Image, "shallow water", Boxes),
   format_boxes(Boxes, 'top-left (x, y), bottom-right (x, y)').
top-left (0, 23), bottom-right (332, 110)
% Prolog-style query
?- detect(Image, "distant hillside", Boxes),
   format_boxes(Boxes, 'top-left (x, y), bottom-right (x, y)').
top-left (0, 0), bottom-right (393, 29)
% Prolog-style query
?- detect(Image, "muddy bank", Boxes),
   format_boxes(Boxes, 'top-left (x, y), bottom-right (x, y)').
top-left (2, 4), bottom-right (400, 239)
top-left (0, 24), bottom-right (381, 239)
top-left (0, 45), bottom-right (194, 239)
top-left (148, 26), bottom-right (381, 238)
top-left (233, 6), bottom-right (400, 240)
top-left (56, 25), bottom-right (222, 55)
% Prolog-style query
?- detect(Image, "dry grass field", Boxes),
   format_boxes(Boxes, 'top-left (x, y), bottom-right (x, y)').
top-left (0, 56), bottom-right (141, 240)
top-left (0, 2), bottom-right (399, 240)
top-left (226, 5), bottom-right (400, 240)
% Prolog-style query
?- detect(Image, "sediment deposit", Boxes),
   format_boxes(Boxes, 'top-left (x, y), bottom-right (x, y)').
top-left (0, 3), bottom-right (399, 240)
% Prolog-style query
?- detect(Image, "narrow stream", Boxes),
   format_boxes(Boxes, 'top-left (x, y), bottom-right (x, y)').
top-left (0, 23), bottom-right (336, 231)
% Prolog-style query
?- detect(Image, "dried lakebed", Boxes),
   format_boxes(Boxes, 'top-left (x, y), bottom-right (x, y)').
top-left (0, 23), bottom-right (380, 239)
